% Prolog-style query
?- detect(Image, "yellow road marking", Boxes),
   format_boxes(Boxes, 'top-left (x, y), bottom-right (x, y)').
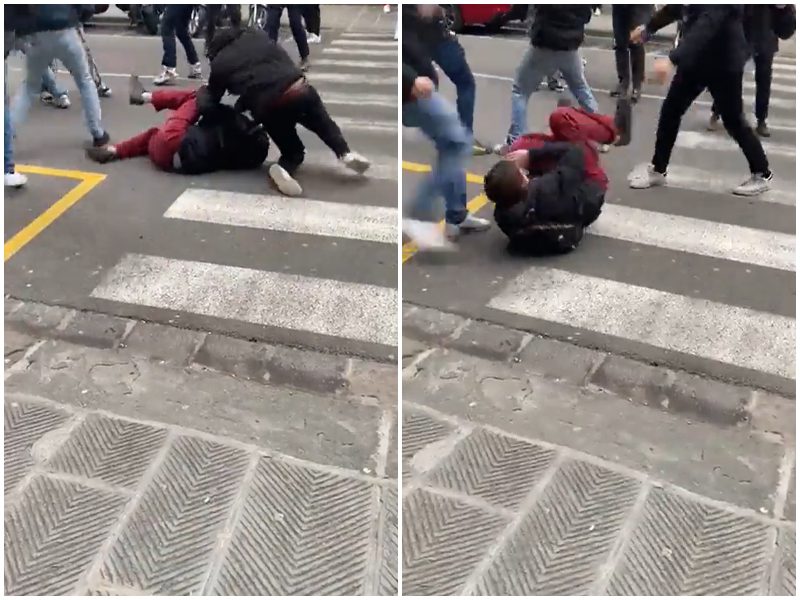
top-left (401, 161), bottom-right (489, 263)
top-left (5, 165), bottom-right (106, 262)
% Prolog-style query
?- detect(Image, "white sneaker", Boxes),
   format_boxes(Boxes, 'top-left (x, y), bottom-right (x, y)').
top-left (597, 143), bottom-right (610, 153)
top-left (628, 163), bottom-right (666, 189)
top-left (403, 219), bottom-right (454, 252)
top-left (54, 94), bottom-right (71, 109)
top-left (732, 172), bottom-right (772, 196)
top-left (306, 32), bottom-right (321, 44)
top-left (153, 67), bottom-right (177, 86)
top-left (445, 214), bottom-right (492, 240)
top-left (5, 171), bottom-right (28, 188)
top-left (188, 63), bottom-right (202, 79)
top-left (340, 151), bottom-right (371, 174)
top-left (492, 142), bottom-right (510, 156)
top-left (268, 163), bottom-right (303, 196)
top-left (383, 4), bottom-right (391, 13)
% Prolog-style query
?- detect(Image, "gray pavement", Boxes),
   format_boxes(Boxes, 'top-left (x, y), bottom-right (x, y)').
top-left (402, 31), bottom-right (796, 596)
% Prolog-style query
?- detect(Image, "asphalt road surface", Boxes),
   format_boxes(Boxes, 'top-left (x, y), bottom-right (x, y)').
top-left (5, 5), bottom-right (398, 362)
top-left (402, 34), bottom-right (796, 396)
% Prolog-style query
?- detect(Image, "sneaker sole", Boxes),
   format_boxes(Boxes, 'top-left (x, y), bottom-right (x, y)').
top-left (269, 164), bottom-right (303, 197)
top-left (344, 158), bottom-right (370, 174)
top-left (732, 186), bottom-right (770, 197)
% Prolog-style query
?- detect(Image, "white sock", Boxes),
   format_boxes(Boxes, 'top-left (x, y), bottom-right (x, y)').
top-left (142, 92), bottom-right (153, 103)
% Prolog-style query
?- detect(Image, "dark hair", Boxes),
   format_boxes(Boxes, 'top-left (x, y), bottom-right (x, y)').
top-left (484, 160), bottom-right (526, 207)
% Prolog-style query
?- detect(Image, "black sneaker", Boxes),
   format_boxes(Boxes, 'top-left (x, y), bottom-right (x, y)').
top-left (547, 76), bottom-right (565, 92)
top-left (756, 121), bottom-right (771, 137)
top-left (129, 75), bottom-right (146, 105)
top-left (92, 131), bottom-right (110, 147)
top-left (631, 87), bottom-right (641, 104)
top-left (614, 96), bottom-right (632, 146)
top-left (86, 146), bottom-right (117, 163)
top-left (609, 82), bottom-right (626, 98)
top-left (299, 58), bottom-right (310, 72)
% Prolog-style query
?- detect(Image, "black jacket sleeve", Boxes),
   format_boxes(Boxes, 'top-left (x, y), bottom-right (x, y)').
top-left (668, 5), bottom-right (736, 68)
top-left (525, 143), bottom-right (587, 223)
top-left (772, 5), bottom-right (796, 40)
top-left (646, 5), bottom-right (683, 34)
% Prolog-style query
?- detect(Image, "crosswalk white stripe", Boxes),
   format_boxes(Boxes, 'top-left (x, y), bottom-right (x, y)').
top-left (594, 204), bottom-right (795, 271)
top-left (313, 59), bottom-right (396, 69)
top-left (309, 72), bottom-right (394, 86)
top-left (743, 80), bottom-right (796, 94)
top-left (91, 254), bottom-right (398, 346)
top-left (487, 267), bottom-right (795, 379)
top-left (676, 131), bottom-right (795, 158)
top-left (322, 47), bottom-right (397, 57)
top-left (335, 116), bottom-right (396, 133)
top-left (331, 39), bottom-right (397, 47)
top-left (765, 71), bottom-right (796, 83)
top-left (659, 165), bottom-right (794, 206)
top-left (773, 62), bottom-right (796, 71)
top-left (340, 32), bottom-right (396, 39)
top-left (164, 189), bottom-right (397, 244)
top-left (304, 151), bottom-right (397, 181)
top-left (322, 92), bottom-right (396, 107)
top-left (697, 96), bottom-right (796, 110)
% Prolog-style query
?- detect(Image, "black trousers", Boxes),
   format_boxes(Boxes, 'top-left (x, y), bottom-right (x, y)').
top-left (303, 5), bottom-right (321, 36)
top-left (161, 5), bottom-right (199, 68)
top-left (259, 84), bottom-right (350, 175)
top-left (611, 5), bottom-right (649, 90)
top-left (266, 5), bottom-right (309, 60)
top-left (653, 68), bottom-right (769, 175)
top-left (712, 51), bottom-right (774, 123)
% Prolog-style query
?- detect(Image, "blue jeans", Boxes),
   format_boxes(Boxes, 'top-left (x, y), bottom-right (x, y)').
top-left (402, 92), bottom-right (470, 225)
top-left (5, 63), bottom-right (14, 174)
top-left (162, 5), bottom-right (199, 68)
top-left (431, 36), bottom-right (476, 133)
top-left (11, 29), bottom-right (104, 139)
top-left (508, 45), bottom-right (598, 142)
top-left (40, 64), bottom-right (67, 97)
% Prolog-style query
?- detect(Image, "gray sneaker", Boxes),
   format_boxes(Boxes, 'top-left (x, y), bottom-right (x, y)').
top-left (445, 213), bottom-right (491, 240)
top-left (732, 173), bottom-right (772, 196)
top-left (628, 164), bottom-right (666, 189)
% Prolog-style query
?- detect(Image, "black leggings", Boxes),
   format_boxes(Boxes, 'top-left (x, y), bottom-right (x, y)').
top-left (653, 68), bottom-right (769, 175)
top-left (712, 51), bottom-right (774, 123)
top-left (266, 5), bottom-right (309, 60)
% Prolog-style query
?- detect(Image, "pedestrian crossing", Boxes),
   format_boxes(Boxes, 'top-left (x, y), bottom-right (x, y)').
top-left (90, 30), bottom-right (399, 355)
top-left (404, 56), bottom-right (796, 385)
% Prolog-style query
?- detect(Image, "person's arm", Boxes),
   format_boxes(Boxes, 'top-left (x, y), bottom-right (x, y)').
top-left (402, 62), bottom-right (418, 101)
top-left (196, 72), bottom-right (226, 116)
top-left (772, 5), bottom-right (796, 40)
top-left (644, 4), bottom-right (683, 35)
top-left (526, 141), bottom-right (581, 169)
top-left (667, 6), bottom-right (736, 68)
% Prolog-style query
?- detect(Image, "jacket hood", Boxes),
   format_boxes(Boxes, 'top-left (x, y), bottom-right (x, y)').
top-left (207, 26), bottom-right (244, 59)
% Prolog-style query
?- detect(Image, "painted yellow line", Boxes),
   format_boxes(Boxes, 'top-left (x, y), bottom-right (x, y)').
top-left (401, 161), bottom-right (490, 263)
top-left (5, 166), bottom-right (106, 262)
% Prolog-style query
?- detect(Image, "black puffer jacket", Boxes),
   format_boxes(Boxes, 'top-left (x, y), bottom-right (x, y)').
top-left (745, 4), bottom-right (796, 56)
top-left (402, 5), bottom-right (438, 103)
top-left (198, 27), bottom-right (303, 118)
top-left (529, 6), bottom-right (593, 51)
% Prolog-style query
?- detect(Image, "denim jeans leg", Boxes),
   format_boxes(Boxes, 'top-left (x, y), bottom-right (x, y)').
top-left (403, 92), bottom-right (470, 224)
top-left (431, 38), bottom-right (476, 133)
top-left (52, 29), bottom-right (104, 139)
top-left (559, 50), bottom-right (598, 112)
top-left (508, 46), bottom-right (551, 143)
top-left (161, 7), bottom-right (178, 68)
top-left (5, 66), bottom-right (14, 174)
top-left (10, 33), bottom-right (52, 131)
top-left (41, 65), bottom-right (67, 97)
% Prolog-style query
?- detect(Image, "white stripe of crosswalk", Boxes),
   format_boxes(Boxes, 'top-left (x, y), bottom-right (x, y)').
top-left (322, 92), bottom-right (396, 107)
top-left (676, 131), bottom-right (795, 158)
top-left (340, 32), bottom-right (396, 39)
top-left (335, 116), bottom-right (395, 133)
top-left (314, 59), bottom-right (396, 69)
top-left (331, 39), bottom-right (397, 47)
top-left (487, 267), bottom-right (795, 379)
top-left (592, 204), bottom-right (794, 271)
top-left (164, 189), bottom-right (397, 244)
top-left (743, 80), bottom-right (796, 94)
top-left (304, 151), bottom-right (397, 181)
top-left (91, 254), bottom-right (397, 346)
top-left (309, 72), bottom-right (394, 86)
top-left (656, 165), bottom-right (794, 206)
top-left (322, 47), bottom-right (397, 56)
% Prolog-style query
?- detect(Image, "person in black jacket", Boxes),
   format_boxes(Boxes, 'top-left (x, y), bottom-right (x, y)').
top-left (485, 141), bottom-right (605, 254)
top-left (498, 6), bottom-right (598, 153)
top-left (199, 26), bottom-right (370, 197)
top-left (266, 5), bottom-right (310, 71)
top-left (85, 76), bottom-right (269, 175)
top-left (709, 4), bottom-right (796, 137)
top-left (629, 5), bottom-right (773, 197)
top-left (610, 4), bottom-right (652, 102)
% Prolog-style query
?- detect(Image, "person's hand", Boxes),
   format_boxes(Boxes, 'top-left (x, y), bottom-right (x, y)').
top-left (411, 77), bottom-right (434, 99)
top-left (630, 24), bottom-right (646, 44)
top-left (652, 57), bottom-right (672, 84)
top-left (505, 149), bottom-right (529, 169)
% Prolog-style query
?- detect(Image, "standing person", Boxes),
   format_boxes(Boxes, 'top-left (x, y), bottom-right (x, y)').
top-left (154, 5), bottom-right (202, 85)
top-left (496, 6), bottom-right (598, 154)
top-left (266, 5), bottom-right (310, 71)
top-left (410, 5), bottom-right (490, 154)
top-left (9, 4), bottom-right (110, 147)
top-left (402, 7), bottom-right (490, 250)
top-left (303, 5), bottom-right (322, 44)
top-left (201, 26), bottom-right (370, 196)
top-left (628, 5), bottom-right (773, 196)
top-left (4, 9), bottom-right (29, 188)
top-left (610, 4), bottom-right (651, 102)
top-left (708, 4), bottom-right (796, 137)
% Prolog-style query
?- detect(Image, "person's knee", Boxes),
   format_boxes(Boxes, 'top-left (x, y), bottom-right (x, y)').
top-left (549, 108), bottom-right (572, 134)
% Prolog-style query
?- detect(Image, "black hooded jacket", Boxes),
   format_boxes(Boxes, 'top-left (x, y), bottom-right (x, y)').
top-left (528, 6), bottom-right (593, 51)
top-left (745, 4), bottom-right (796, 56)
top-left (196, 27), bottom-right (303, 119)
top-left (402, 5), bottom-right (439, 103)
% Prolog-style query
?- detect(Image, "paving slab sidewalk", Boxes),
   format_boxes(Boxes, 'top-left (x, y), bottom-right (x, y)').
top-left (402, 306), bottom-right (795, 596)
top-left (4, 300), bottom-right (397, 596)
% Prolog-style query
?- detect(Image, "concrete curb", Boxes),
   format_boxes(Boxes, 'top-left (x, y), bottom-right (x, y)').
top-left (5, 298), bottom-right (394, 401)
top-left (402, 303), bottom-right (795, 433)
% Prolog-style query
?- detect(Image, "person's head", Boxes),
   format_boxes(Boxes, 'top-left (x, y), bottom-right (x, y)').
top-left (206, 26), bottom-right (243, 60)
top-left (484, 160), bottom-right (529, 208)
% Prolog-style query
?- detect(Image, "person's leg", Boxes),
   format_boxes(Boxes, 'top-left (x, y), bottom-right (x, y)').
top-left (151, 89), bottom-right (197, 112)
top-left (708, 69), bottom-right (770, 183)
top-left (5, 66), bottom-right (17, 176)
top-left (174, 5), bottom-right (200, 70)
top-left (287, 6), bottom-right (310, 61)
top-left (160, 6), bottom-right (178, 69)
top-left (295, 87), bottom-right (349, 157)
top-left (753, 51), bottom-right (773, 133)
top-left (266, 5), bottom-right (282, 42)
top-left (506, 46), bottom-right (552, 145)
top-left (146, 96), bottom-right (199, 170)
top-left (558, 50), bottom-right (599, 113)
top-left (611, 5), bottom-right (631, 95)
top-left (305, 5), bottom-right (321, 36)
top-left (549, 107), bottom-right (616, 144)
top-left (650, 69), bottom-right (705, 173)
top-left (51, 28), bottom-right (106, 141)
top-left (10, 33), bottom-right (54, 131)
top-left (431, 37), bottom-right (476, 134)
top-left (112, 128), bottom-right (159, 160)
top-left (40, 65), bottom-right (68, 98)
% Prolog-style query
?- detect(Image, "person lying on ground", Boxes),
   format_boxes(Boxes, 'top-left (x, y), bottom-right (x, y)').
top-left (86, 75), bottom-right (270, 174)
top-left (483, 99), bottom-right (631, 255)
top-left (199, 24), bottom-right (370, 197)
